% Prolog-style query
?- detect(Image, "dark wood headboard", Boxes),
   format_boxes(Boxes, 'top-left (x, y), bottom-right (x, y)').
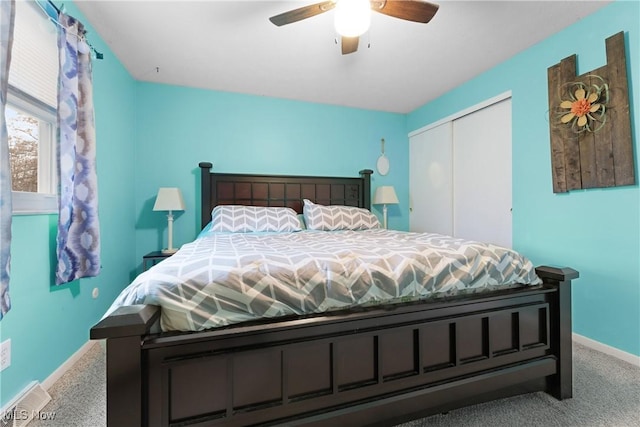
top-left (199, 162), bottom-right (373, 229)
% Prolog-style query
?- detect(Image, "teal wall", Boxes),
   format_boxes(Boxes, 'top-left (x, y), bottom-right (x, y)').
top-left (133, 83), bottom-right (408, 263)
top-left (2, 0), bottom-right (638, 410)
top-left (0, 3), bottom-right (137, 408)
top-left (407, 1), bottom-right (639, 356)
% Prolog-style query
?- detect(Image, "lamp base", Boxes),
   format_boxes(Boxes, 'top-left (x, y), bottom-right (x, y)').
top-left (161, 248), bottom-right (178, 255)
top-left (383, 204), bottom-right (388, 229)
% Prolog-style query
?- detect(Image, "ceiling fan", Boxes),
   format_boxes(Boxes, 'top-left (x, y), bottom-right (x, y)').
top-left (269, 0), bottom-right (439, 55)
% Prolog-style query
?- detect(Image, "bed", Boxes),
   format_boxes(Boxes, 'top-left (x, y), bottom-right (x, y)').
top-left (90, 162), bottom-right (579, 427)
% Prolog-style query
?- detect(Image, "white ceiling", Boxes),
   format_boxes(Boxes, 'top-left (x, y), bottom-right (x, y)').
top-left (75, 0), bottom-right (612, 114)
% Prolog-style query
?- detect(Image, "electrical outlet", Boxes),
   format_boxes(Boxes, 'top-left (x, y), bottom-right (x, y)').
top-left (0, 339), bottom-right (11, 371)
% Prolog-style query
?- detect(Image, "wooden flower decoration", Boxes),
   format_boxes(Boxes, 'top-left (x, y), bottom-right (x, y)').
top-left (546, 32), bottom-right (634, 193)
top-left (557, 76), bottom-right (608, 133)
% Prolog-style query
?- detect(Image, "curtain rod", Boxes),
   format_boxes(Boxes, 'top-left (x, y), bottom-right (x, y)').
top-left (44, 0), bottom-right (104, 60)
top-left (46, 0), bottom-right (60, 14)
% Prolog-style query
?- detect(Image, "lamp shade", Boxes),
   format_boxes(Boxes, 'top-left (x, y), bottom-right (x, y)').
top-left (373, 186), bottom-right (399, 205)
top-left (153, 187), bottom-right (185, 211)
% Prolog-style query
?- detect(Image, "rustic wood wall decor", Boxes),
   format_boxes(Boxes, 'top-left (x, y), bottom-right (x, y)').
top-left (547, 32), bottom-right (635, 193)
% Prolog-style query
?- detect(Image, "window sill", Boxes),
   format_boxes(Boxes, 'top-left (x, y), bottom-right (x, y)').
top-left (12, 191), bottom-right (57, 215)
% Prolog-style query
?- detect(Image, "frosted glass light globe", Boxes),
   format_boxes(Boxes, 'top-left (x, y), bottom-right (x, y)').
top-left (334, 0), bottom-right (371, 37)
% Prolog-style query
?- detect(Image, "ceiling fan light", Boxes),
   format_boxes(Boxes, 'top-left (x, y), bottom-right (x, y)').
top-left (334, 0), bottom-right (371, 37)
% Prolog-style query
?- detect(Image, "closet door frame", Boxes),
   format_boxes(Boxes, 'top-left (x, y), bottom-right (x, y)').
top-left (409, 91), bottom-right (512, 139)
top-left (409, 91), bottom-right (512, 245)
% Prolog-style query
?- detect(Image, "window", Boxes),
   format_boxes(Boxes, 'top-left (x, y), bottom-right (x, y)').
top-left (6, 92), bottom-right (57, 213)
top-left (6, 0), bottom-right (59, 214)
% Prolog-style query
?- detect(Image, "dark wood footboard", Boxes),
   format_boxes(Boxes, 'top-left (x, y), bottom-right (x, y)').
top-left (91, 266), bottom-right (578, 427)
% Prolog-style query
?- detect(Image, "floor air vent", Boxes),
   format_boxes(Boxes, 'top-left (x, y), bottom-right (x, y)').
top-left (1, 382), bottom-right (51, 427)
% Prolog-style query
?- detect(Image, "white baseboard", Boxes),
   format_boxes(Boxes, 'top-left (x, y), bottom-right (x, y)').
top-left (573, 333), bottom-right (640, 367)
top-left (41, 340), bottom-right (97, 391)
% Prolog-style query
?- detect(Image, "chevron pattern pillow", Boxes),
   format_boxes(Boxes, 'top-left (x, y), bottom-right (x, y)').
top-left (303, 199), bottom-right (380, 231)
top-left (211, 205), bottom-right (302, 233)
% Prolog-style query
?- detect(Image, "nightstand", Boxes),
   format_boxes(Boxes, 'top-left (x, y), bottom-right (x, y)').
top-left (143, 251), bottom-right (173, 271)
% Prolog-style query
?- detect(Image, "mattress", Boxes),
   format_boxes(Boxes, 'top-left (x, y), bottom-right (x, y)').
top-left (106, 229), bottom-right (542, 332)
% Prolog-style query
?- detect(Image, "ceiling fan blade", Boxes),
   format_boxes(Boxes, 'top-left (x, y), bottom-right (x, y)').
top-left (341, 36), bottom-right (359, 55)
top-left (269, 1), bottom-right (336, 26)
top-left (371, 0), bottom-right (439, 24)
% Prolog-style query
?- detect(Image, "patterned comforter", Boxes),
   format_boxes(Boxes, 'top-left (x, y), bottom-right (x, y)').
top-left (106, 229), bottom-right (542, 332)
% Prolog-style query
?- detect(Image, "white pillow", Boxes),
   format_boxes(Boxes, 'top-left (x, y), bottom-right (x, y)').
top-left (211, 205), bottom-right (302, 233)
top-left (303, 199), bottom-right (380, 231)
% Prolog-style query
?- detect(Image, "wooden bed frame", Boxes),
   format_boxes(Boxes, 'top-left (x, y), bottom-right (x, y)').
top-left (91, 162), bottom-right (579, 427)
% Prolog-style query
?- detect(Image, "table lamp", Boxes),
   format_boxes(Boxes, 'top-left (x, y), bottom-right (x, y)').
top-left (373, 186), bottom-right (399, 229)
top-left (153, 187), bottom-right (185, 254)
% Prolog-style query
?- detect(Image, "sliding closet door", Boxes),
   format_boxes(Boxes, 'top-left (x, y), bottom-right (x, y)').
top-left (409, 122), bottom-right (453, 235)
top-left (453, 98), bottom-right (512, 247)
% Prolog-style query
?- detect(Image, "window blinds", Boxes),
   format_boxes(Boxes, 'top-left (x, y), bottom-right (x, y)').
top-left (8, 1), bottom-right (58, 108)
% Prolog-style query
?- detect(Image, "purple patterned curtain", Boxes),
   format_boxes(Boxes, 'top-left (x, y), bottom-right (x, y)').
top-left (0, 0), bottom-right (16, 318)
top-left (55, 12), bottom-right (100, 285)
